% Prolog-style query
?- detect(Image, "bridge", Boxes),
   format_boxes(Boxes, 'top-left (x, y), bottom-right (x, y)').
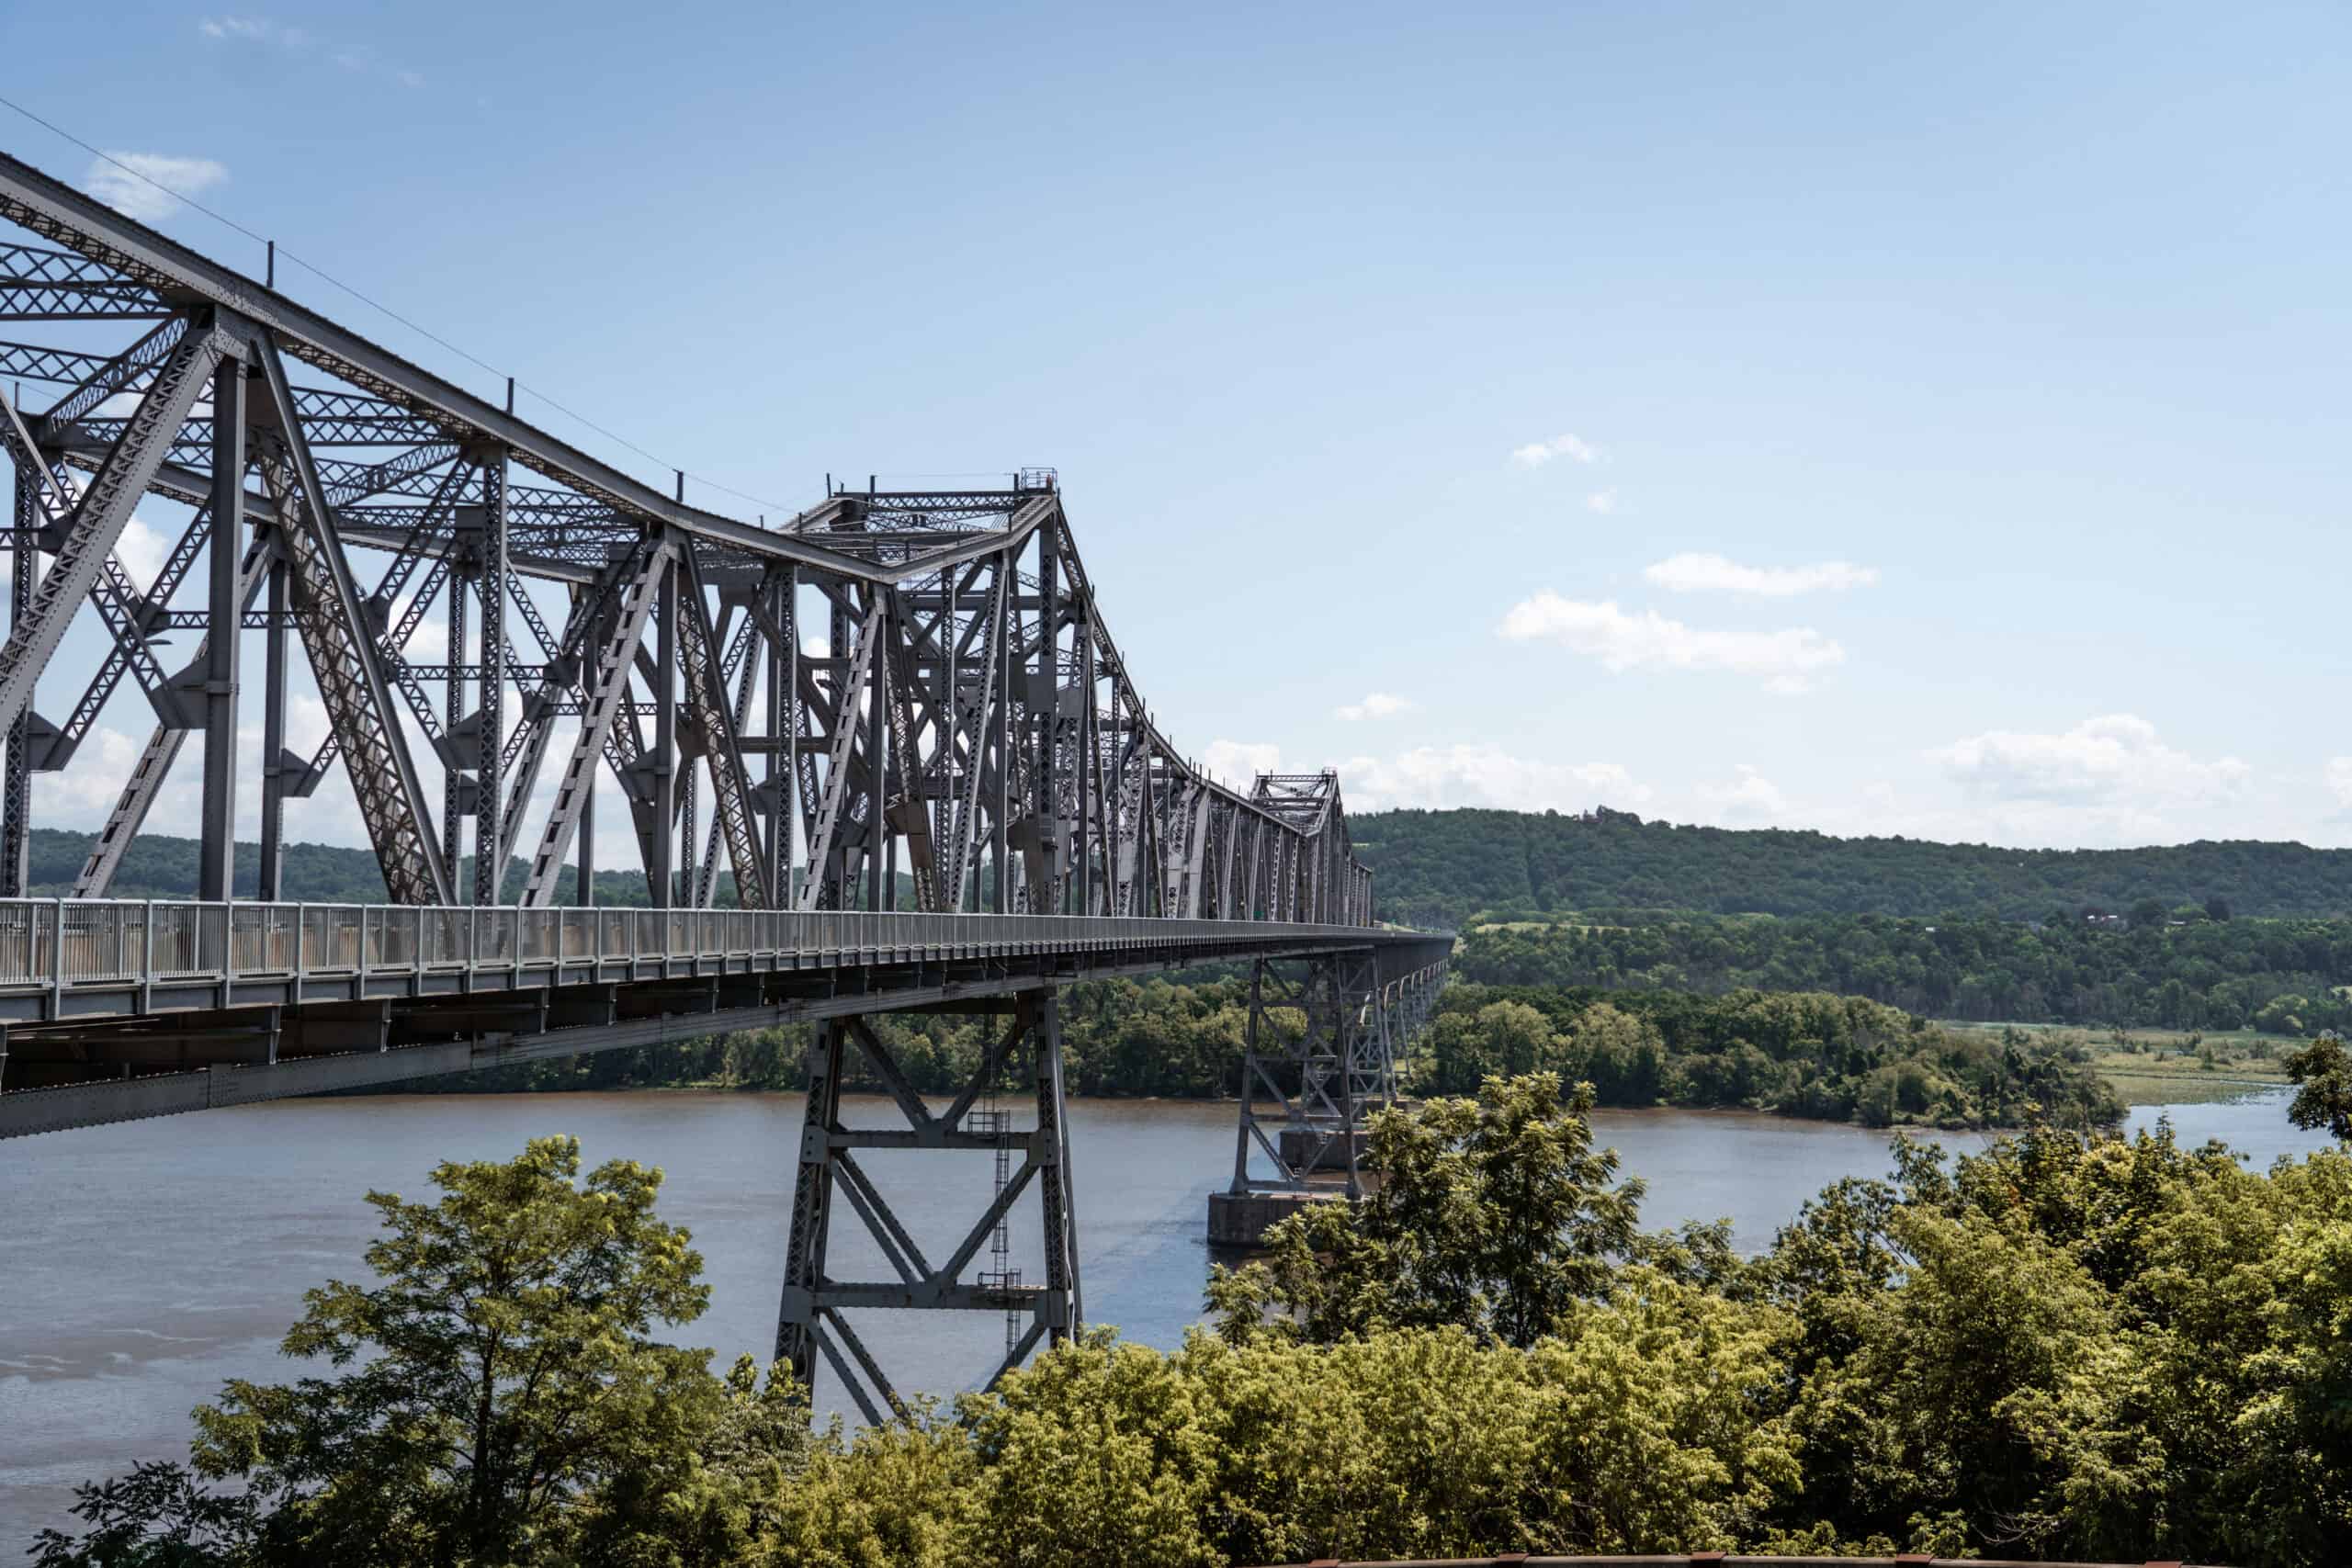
top-left (0, 149), bottom-right (1449, 1415)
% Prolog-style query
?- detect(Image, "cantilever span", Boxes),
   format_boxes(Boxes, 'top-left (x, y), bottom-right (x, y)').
top-left (0, 149), bottom-right (1451, 1407)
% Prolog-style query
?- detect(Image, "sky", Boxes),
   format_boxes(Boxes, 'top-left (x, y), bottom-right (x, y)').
top-left (3, 0), bottom-right (2350, 859)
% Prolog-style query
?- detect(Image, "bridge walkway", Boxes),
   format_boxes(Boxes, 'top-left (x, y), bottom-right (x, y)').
top-left (0, 897), bottom-right (1450, 1138)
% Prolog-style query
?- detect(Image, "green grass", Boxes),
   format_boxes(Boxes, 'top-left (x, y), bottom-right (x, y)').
top-left (1937, 1019), bottom-right (2291, 1108)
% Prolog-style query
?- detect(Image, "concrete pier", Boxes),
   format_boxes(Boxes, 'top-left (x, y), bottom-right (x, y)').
top-left (1206, 1187), bottom-right (1346, 1248)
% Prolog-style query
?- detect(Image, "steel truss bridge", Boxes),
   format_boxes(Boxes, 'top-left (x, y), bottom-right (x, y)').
top-left (0, 150), bottom-right (1449, 1412)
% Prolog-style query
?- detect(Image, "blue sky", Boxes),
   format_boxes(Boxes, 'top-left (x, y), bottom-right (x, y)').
top-left (5, 0), bottom-right (2349, 853)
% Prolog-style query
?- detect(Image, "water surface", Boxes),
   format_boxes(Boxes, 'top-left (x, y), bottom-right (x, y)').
top-left (0, 1088), bottom-right (2326, 1544)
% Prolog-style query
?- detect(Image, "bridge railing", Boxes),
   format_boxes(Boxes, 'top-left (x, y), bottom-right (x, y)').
top-left (0, 898), bottom-right (1385, 994)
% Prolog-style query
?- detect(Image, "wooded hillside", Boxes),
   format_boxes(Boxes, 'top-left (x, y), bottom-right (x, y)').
top-left (1352, 807), bottom-right (2352, 928)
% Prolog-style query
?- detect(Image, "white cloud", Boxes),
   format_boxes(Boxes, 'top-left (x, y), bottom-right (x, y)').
top-left (1334, 692), bottom-right (1414, 722)
top-left (1340, 744), bottom-right (1648, 813)
top-left (2327, 757), bottom-right (2352, 814)
top-left (1696, 763), bottom-right (1788, 823)
top-left (1586, 490), bottom-right (1618, 514)
top-left (83, 153), bottom-right (227, 224)
top-left (115, 516), bottom-right (171, 587)
top-left (1203, 739), bottom-right (1282, 786)
top-left (1510, 433), bottom-right (1602, 468)
top-left (1642, 552), bottom-right (1879, 598)
top-left (1497, 592), bottom-right (1846, 691)
top-left (1932, 716), bottom-right (2250, 820)
top-left (199, 15), bottom-right (423, 85)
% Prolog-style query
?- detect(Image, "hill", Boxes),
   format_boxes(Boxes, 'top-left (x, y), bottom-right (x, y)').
top-left (36, 812), bottom-right (2352, 931)
top-left (1351, 807), bottom-right (2352, 927)
top-left (20, 828), bottom-right (654, 906)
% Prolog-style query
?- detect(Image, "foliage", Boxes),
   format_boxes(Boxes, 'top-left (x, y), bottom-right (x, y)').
top-left (45, 1099), bottom-right (2352, 1567)
top-left (2285, 1033), bottom-right (2352, 1141)
top-left (1456, 907), bottom-right (2352, 1035)
top-left (28, 1461), bottom-right (261, 1567)
top-left (1414, 986), bottom-right (2122, 1130)
top-left (387, 974), bottom-right (2110, 1134)
top-left (1352, 806), bottom-right (2352, 928)
top-left (1206, 1074), bottom-right (1649, 1347)
top-left (35, 1137), bottom-right (804, 1567)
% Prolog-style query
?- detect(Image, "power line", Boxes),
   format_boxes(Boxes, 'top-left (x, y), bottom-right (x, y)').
top-left (0, 92), bottom-right (799, 517)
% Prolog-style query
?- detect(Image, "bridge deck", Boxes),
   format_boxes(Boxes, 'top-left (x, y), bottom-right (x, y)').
top-left (0, 899), bottom-right (1451, 1139)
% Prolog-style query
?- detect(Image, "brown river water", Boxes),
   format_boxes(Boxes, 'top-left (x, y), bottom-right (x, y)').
top-left (0, 1088), bottom-right (2328, 1546)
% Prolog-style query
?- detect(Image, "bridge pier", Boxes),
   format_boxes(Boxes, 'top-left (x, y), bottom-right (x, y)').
top-left (775, 987), bottom-right (1080, 1421)
top-left (1210, 951), bottom-right (1447, 1247)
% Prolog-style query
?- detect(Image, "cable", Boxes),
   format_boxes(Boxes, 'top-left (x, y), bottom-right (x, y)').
top-left (0, 92), bottom-right (801, 517)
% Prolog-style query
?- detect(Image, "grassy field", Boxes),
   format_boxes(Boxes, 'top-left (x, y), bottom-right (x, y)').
top-left (1939, 1020), bottom-right (2292, 1107)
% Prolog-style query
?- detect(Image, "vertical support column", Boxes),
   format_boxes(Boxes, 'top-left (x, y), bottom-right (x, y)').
top-left (442, 574), bottom-right (468, 891)
top-left (650, 547), bottom-right (676, 908)
top-left (0, 468), bottom-right (34, 897)
top-left (576, 761), bottom-right (595, 906)
top-left (776, 1016), bottom-right (844, 1388)
top-left (1074, 608), bottom-right (1093, 916)
top-left (989, 550), bottom-right (1011, 913)
top-left (764, 568), bottom-right (789, 905)
top-left (863, 595), bottom-right (886, 912)
top-left (257, 546), bottom-right (288, 900)
top-left (1229, 957), bottom-right (1265, 1193)
top-left (198, 353), bottom-right (246, 903)
top-left (475, 449), bottom-right (506, 904)
top-left (1033, 989), bottom-right (1081, 1346)
top-left (1035, 526), bottom-right (1059, 912)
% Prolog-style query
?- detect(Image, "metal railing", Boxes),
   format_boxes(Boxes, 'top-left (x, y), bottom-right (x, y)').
top-left (0, 899), bottom-right (1385, 992)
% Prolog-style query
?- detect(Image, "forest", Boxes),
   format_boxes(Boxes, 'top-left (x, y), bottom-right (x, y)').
top-left (1351, 805), bottom-right (2352, 927)
top-left (389, 974), bottom-right (2120, 1132)
top-left (38, 809), bottom-right (2352, 929)
top-left (38, 1070), bottom-right (2352, 1567)
top-left (1456, 908), bottom-right (2352, 1034)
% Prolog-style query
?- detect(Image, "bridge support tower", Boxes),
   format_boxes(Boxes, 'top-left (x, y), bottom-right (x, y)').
top-left (775, 989), bottom-right (1080, 1422)
top-left (1208, 950), bottom-right (1444, 1247)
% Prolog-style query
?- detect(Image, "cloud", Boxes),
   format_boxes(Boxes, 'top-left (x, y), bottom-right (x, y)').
top-left (1340, 744), bottom-right (1648, 814)
top-left (1203, 739), bottom-right (1282, 785)
top-left (1932, 715), bottom-right (2250, 813)
top-left (1497, 592), bottom-right (1846, 690)
top-left (1335, 692), bottom-right (1414, 722)
top-left (1510, 433), bottom-right (1602, 468)
top-left (1642, 552), bottom-right (1879, 597)
top-left (199, 14), bottom-right (424, 85)
top-left (1586, 490), bottom-right (1618, 514)
top-left (83, 153), bottom-right (228, 223)
top-left (115, 516), bottom-right (171, 587)
top-left (2328, 758), bottom-right (2352, 816)
top-left (1696, 763), bottom-right (1788, 823)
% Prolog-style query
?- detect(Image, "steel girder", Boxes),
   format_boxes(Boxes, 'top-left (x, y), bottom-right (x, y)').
top-left (0, 151), bottom-right (1374, 926)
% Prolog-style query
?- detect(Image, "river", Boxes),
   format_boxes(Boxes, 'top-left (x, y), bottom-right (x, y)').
top-left (0, 1089), bottom-right (2331, 1545)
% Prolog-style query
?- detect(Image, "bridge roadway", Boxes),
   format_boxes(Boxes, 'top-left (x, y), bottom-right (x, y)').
top-left (0, 897), bottom-right (1452, 1140)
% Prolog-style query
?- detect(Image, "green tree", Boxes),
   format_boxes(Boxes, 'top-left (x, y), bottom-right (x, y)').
top-left (2284, 1033), bottom-right (2352, 1141)
top-left (45, 1137), bottom-right (781, 1568)
top-left (1208, 1073), bottom-right (1645, 1348)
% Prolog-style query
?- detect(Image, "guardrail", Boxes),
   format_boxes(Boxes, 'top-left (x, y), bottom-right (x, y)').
top-left (0, 900), bottom-right (1389, 993)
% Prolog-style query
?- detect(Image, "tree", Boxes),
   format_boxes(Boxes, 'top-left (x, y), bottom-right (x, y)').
top-left (43, 1136), bottom-right (779, 1568)
top-left (2285, 1033), bottom-right (2352, 1142)
top-left (2205, 895), bottom-right (2233, 922)
top-left (29, 1461), bottom-right (261, 1567)
top-left (1208, 1073), bottom-right (1646, 1348)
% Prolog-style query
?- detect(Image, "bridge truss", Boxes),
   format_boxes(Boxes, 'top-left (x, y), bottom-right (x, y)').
top-left (0, 149), bottom-right (1444, 1404)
